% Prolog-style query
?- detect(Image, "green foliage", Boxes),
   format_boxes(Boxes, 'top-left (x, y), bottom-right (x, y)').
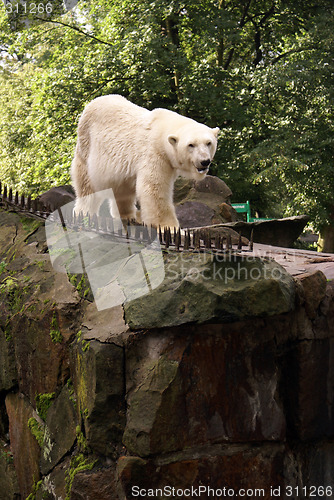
top-left (0, 447), bottom-right (13, 464)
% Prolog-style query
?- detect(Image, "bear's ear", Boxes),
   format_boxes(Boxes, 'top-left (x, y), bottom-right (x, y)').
top-left (168, 135), bottom-right (178, 147)
top-left (212, 127), bottom-right (220, 138)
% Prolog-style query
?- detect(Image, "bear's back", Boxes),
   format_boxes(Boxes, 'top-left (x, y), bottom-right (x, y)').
top-left (80, 94), bottom-right (151, 130)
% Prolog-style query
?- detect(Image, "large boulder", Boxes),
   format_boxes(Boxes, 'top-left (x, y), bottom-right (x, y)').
top-left (37, 185), bottom-right (75, 211)
top-left (223, 215), bottom-right (310, 247)
top-left (124, 250), bottom-right (296, 329)
top-left (174, 175), bottom-right (237, 227)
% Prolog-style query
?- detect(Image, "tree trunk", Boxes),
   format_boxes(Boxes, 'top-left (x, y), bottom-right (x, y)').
top-left (318, 224), bottom-right (334, 253)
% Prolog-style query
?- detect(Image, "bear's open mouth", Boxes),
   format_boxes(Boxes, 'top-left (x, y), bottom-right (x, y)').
top-left (196, 166), bottom-right (209, 174)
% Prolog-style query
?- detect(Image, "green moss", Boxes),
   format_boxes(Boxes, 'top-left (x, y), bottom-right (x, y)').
top-left (35, 392), bottom-right (55, 421)
top-left (76, 425), bottom-right (89, 453)
top-left (4, 320), bottom-right (12, 342)
top-left (27, 303), bottom-right (37, 313)
top-left (27, 417), bottom-right (45, 447)
top-left (68, 273), bottom-right (77, 287)
top-left (0, 276), bottom-right (18, 293)
top-left (68, 273), bottom-right (92, 300)
top-left (76, 275), bottom-right (86, 293)
top-left (81, 339), bottom-right (90, 352)
top-left (66, 378), bottom-right (77, 408)
top-left (50, 310), bottom-right (63, 343)
top-left (0, 261), bottom-right (7, 274)
top-left (26, 479), bottom-right (43, 500)
top-left (20, 217), bottom-right (42, 235)
top-left (0, 276), bottom-right (30, 314)
top-left (65, 453), bottom-right (96, 500)
top-left (36, 260), bottom-right (46, 271)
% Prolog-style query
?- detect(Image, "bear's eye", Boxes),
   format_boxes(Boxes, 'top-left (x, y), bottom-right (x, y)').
top-left (207, 141), bottom-right (212, 147)
top-left (188, 143), bottom-right (195, 148)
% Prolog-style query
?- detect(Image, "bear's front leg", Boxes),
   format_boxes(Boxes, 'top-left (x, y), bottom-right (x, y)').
top-left (136, 172), bottom-right (179, 229)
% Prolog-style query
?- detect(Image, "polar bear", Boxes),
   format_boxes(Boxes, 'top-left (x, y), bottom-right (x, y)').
top-left (71, 95), bottom-right (219, 228)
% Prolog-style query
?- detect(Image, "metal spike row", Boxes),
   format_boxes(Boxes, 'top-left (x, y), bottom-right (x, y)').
top-left (175, 228), bottom-right (181, 251)
top-left (117, 221), bottom-right (123, 237)
top-left (0, 181), bottom-right (258, 254)
top-left (107, 215), bottom-right (114, 234)
top-left (67, 206), bottom-right (73, 226)
top-left (100, 215), bottom-right (107, 232)
top-left (183, 230), bottom-right (189, 250)
top-left (164, 227), bottom-right (171, 248)
top-left (135, 224), bottom-right (141, 239)
top-left (238, 231), bottom-right (242, 250)
top-left (205, 230), bottom-right (212, 249)
top-left (220, 236), bottom-right (225, 250)
top-left (32, 198), bottom-right (38, 213)
top-left (92, 213), bottom-right (98, 230)
top-left (143, 225), bottom-right (149, 242)
top-left (193, 231), bottom-right (200, 250)
top-left (76, 211), bottom-right (82, 225)
top-left (249, 229), bottom-right (254, 251)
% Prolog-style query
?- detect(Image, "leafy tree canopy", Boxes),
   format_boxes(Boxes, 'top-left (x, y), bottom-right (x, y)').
top-left (0, 0), bottom-right (333, 239)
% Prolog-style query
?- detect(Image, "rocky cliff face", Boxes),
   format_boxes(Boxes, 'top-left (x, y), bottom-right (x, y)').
top-left (0, 209), bottom-right (334, 499)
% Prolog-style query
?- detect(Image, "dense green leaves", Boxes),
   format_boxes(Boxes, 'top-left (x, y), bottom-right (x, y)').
top-left (0, 0), bottom-right (333, 235)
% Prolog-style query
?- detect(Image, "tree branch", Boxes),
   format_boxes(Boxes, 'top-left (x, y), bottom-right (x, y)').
top-left (270, 47), bottom-right (312, 65)
top-left (35, 17), bottom-right (113, 47)
top-left (253, 29), bottom-right (262, 66)
top-left (223, 0), bottom-right (253, 71)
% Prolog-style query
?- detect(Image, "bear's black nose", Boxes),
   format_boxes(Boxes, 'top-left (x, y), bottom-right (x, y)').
top-left (201, 159), bottom-right (211, 167)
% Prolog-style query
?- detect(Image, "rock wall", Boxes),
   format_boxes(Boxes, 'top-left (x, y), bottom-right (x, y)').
top-left (0, 209), bottom-right (334, 499)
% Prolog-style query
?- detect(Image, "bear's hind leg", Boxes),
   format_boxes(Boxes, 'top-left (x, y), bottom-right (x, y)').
top-left (112, 185), bottom-right (137, 221)
top-left (71, 147), bottom-right (103, 216)
top-left (73, 191), bottom-right (104, 217)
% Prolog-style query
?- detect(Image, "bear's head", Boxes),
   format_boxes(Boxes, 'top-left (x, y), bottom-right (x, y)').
top-left (167, 123), bottom-right (220, 180)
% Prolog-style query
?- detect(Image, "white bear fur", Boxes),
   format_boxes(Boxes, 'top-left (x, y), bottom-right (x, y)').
top-left (71, 94), bottom-right (219, 228)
